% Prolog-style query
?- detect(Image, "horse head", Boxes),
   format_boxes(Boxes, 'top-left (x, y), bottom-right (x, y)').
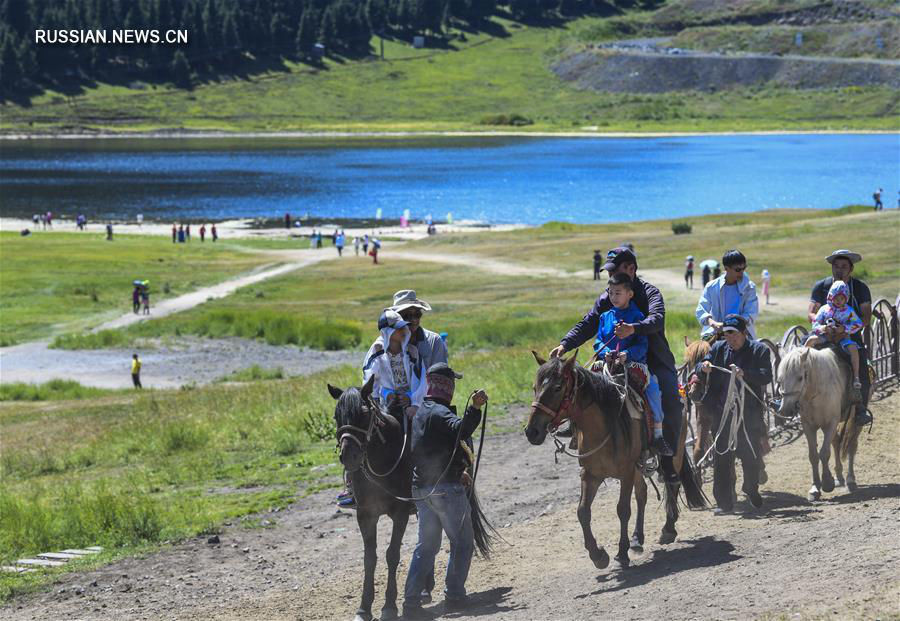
top-left (778, 347), bottom-right (810, 416)
top-left (328, 375), bottom-right (376, 473)
top-left (525, 350), bottom-right (578, 445)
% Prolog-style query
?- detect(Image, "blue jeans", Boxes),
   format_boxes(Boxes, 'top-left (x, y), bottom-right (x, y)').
top-left (653, 365), bottom-right (684, 447)
top-left (403, 482), bottom-right (474, 607)
top-left (646, 375), bottom-right (663, 425)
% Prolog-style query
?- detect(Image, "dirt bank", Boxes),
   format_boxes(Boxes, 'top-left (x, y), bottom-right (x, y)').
top-left (4, 388), bottom-right (898, 620)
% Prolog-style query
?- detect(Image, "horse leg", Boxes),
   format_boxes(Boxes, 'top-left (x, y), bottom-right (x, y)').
top-left (577, 471), bottom-right (608, 570)
top-left (631, 471), bottom-right (647, 553)
top-left (833, 420), bottom-right (845, 487)
top-left (614, 475), bottom-right (634, 568)
top-left (819, 419), bottom-right (838, 494)
top-left (355, 511), bottom-right (379, 621)
top-left (846, 422), bottom-right (860, 492)
top-left (380, 507), bottom-right (409, 621)
top-left (803, 421), bottom-right (822, 502)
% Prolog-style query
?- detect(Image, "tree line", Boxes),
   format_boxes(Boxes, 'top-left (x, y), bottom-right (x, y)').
top-left (0, 0), bottom-right (657, 98)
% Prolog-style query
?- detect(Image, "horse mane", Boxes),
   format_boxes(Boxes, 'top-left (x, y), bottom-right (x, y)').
top-left (684, 339), bottom-right (711, 367)
top-left (334, 386), bottom-right (364, 427)
top-left (537, 357), bottom-right (630, 449)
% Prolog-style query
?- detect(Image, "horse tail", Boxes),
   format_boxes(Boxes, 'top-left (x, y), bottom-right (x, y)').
top-left (678, 454), bottom-right (708, 509)
top-left (838, 410), bottom-right (860, 456)
top-left (468, 488), bottom-right (499, 559)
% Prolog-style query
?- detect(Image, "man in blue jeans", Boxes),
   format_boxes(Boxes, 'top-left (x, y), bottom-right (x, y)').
top-left (403, 363), bottom-right (487, 619)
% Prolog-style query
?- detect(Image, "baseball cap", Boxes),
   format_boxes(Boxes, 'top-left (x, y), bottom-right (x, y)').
top-left (722, 314), bottom-right (747, 333)
top-left (603, 247), bottom-right (638, 272)
top-left (426, 362), bottom-right (463, 379)
top-left (378, 309), bottom-right (408, 330)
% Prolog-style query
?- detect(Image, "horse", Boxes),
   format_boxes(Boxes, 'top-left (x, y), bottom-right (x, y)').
top-left (777, 347), bottom-right (861, 501)
top-left (524, 351), bottom-right (706, 570)
top-left (683, 337), bottom-right (713, 466)
top-left (329, 376), bottom-right (410, 621)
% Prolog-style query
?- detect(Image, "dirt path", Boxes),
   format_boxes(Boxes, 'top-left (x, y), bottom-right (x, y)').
top-left (5, 391), bottom-right (898, 621)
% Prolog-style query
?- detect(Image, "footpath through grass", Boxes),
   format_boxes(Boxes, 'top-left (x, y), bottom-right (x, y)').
top-left (2, 15), bottom-right (896, 134)
top-left (0, 232), bottom-right (275, 346)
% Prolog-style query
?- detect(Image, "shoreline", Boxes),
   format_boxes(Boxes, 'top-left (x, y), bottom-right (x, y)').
top-left (1, 129), bottom-right (898, 140)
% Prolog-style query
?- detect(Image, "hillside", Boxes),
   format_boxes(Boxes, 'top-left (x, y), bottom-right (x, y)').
top-left (1, 1), bottom-right (898, 134)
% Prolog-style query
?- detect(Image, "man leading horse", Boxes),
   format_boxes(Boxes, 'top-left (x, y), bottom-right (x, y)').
top-left (550, 246), bottom-right (682, 482)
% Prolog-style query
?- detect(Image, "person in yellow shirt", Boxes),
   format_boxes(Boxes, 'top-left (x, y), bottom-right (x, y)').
top-left (131, 354), bottom-right (142, 389)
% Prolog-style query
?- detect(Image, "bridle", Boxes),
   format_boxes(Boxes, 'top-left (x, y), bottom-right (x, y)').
top-left (336, 393), bottom-right (407, 478)
top-left (531, 367), bottom-right (582, 431)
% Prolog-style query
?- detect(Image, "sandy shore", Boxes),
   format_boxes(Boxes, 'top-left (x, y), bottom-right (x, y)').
top-left (0, 217), bottom-right (528, 241)
top-left (2, 129), bottom-right (897, 140)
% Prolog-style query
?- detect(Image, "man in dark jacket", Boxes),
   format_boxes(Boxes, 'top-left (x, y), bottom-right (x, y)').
top-left (551, 246), bottom-right (682, 480)
top-left (695, 314), bottom-right (772, 513)
top-left (403, 363), bottom-right (487, 619)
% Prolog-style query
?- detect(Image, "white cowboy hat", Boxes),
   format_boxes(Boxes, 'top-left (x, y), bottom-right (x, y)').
top-left (391, 290), bottom-right (432, 313)
top-left (826, 249), bottom-right (862, 265)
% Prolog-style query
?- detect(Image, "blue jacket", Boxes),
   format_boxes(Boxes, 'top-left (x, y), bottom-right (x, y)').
top-left (696, 273), bottom-right (759, 339)
top-left (595, 302), bottom-right (648, 364)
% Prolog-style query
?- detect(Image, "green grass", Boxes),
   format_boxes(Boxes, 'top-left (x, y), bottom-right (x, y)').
top-left (217, 365), bottom-right (285, 382)
top-left (0, 232), bottom-right (274, 345)
top-left (0, 379), bottom-right (115, 401)
top-left (1, 14), bottom-right (897, 134)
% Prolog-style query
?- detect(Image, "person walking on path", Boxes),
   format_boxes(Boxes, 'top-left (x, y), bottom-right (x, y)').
top-left (141, 288), bottom-right (150, 315)
top-left (132, 286), bottom-right (141, 314)
top-left (696, 249), bottom-right (759, 341)
top-left (354, 236), bottom-right (360, 256)
top-left (685, 255), bottom-right (695, 289)
top-left (172, 224), bottom-right (177, 243)
top-left (185, 224), bottom-right (191, 241)
top-left (178, 225), bottom-right (185, 243)
top-left (761, 269), bottom-right (771, 305)
top-left (106, 222), bottom-right (113, 241)
top-left (45, 211), bottom-right (52, 228)
top-left (550, 247), bottom-right (682, 482)
top-left (336, 232), bottom-right (345, 257)
top-left (362, 234), bottom-right (370, 256)
top-left (211, 224), bottom-right (218, 242)
top-left (284, 212), bottom-right (291, 229)
top-left (592, 250), bottom-right (602, 280)
top-left (873, 188), bottom-right (883, 211)
top-left (131, 354), bottom-right (143, 389)
top-left (694, 314), bottom-right (771, 514)
top-left (808, 249), bottom-right (873, 425)
top-left (371, 237), bottom-right (381, 264)
top-left (402, 364), bottom-right (488, 619)
top-left (702, 263), bottom-right (712, 287)
top-left (200, 224), bottom-right (206, 242)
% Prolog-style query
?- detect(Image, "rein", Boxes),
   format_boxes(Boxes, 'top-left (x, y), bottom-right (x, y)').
top-left (531, 367), bottom-right (583, 432)
top-left (696, 364), bottom-right (767, 465)
top-left (337, 394), bottom-right (407, 479)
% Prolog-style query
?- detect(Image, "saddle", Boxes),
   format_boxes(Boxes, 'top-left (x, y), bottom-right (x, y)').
top-left (590, 360), bottom-right (655, 450)
top-left (813, 342), bottom-right (873, 404)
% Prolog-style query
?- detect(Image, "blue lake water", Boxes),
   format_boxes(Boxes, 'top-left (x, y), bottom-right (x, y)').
top-left (0, 134), bottom-right (897, 224)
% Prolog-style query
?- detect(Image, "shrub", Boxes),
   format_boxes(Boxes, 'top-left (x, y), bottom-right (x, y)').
top-left (671, 222), bottom-right (692, 235)
top-left (51, 330), bottom-right (131, 350)
top-left (478, 113), bottom-right (534, 126)
top-left (0, 379), bottom-right (109, 401)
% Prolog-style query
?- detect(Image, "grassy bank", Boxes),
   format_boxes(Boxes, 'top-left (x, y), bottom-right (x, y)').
top-left (2, 14), bottom-right (897, 135)
top-left (0, 232), bottom-right (275, 346)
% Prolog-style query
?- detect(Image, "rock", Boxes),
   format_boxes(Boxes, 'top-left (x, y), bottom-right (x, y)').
top-left (207, 535), bottom-right (220, 544)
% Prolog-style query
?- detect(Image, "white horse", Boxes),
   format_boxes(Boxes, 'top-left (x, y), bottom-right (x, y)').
top-left (778, 347), bottom-right (860, 501)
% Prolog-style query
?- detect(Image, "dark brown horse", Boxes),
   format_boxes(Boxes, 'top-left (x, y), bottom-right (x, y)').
top-left (525, 352), bottom-right (705, 569)
top-left (329, 376), bottom-right (411, 621)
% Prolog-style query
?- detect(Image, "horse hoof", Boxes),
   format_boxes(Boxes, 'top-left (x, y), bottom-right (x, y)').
top-left (847, 478), bottom-right (858, 492)
top-left (630, 536), bottom-right (644, 553)
top-left (591, 548), bottom-right (610, 570)
top-left (822, 475), bottom-right (835, 493)
top-left (379, 607), bottom-right (399, 621)
top-left (658, 530), bottom-right (677, 545)
top-left (612, 555), bottom-right (630, 570)
top-left (808, 488), bottom-right (821, 502)
top-left (353, 614), bottom-right (372, 621)
top-left (836, 477), bottom-right (846, 488)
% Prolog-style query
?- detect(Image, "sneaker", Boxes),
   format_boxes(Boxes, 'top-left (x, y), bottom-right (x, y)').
top-left (653, 436), bottom-right (674, 457)
top-left (337, 494), bottom-right (356, 509)
top-left (420, 591), bottom-right (432, 605)
top-left (854, 409), bottom-right (873, 426)
top-left (713, 506), bottom-right (732, 516)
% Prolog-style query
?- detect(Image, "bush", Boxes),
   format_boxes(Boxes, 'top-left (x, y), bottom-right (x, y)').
top-left (671, 222), bottom-right (692, 235)
top-left (51, 329), bottom-right (132, 350)
top-left (0, 379), bottom-right (109, 401)
top-left (478, 113), bottom-right (534, 126)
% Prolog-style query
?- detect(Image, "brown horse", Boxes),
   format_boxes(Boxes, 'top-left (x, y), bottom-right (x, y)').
top-left (525, 351), bottom-right (706, 570)
top-left (683, 337), bottom-right (713, 466)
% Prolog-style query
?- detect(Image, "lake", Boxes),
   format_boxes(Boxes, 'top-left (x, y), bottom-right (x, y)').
top-left (0, 134), bottom-right (897, 224)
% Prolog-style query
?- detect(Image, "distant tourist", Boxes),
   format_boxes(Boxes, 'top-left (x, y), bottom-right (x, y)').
top-left (873, 188), bottom-right (883, 211)
top-left (32, 214), bottom-right (40, 228)
top-left (76, 214), bottom-right (86, 230)
top-left (142, 288), bottom-right (150, 315)
top-left (45, 211), bottom-right (52, 228)
top-left (211, 224), bottom-right (218, 242)
top-left (185, 224), bottom-right (191, 241)
top-left (172, 224), bottom-right (177, 243)
top-left (178, 225), bottom-right (185, 243)
top-left (136, 214), bottom-right (143, 227)
top-left (200, 224), bottom-right (206, 242)
top-left (685, 255), bottom-right (695, 289)
top-left (371, 237), bottom-right (381, 264)
top-left (593, 250), bottom-right (602, 281)
top-left (132, 286), bottom-right (141, 314)
top-left (354, 236), bottom-right (360, 256)
top-left (761, 269), bottom-right (771, 305)
top-left (131, 354), bottom-right (142, 389)
top-left (362, 234), bottom-right (369, 255)
top-left (702, 263), bottom-right (712, 286)
top-left (332, 229), bottom-right (338, 246)
top-left (713, 265), bottom-right (721, 279)
top-left (285, 212), bottom-right (291, 229)
top-left (317, 231), bottom-right (323, 249)
top-left (106, 222), bottom-right (113, 241)
top-left (336, 231), bottom-right (345, 257)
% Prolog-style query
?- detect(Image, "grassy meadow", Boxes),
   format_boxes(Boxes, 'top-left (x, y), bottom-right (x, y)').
top-left (1, 205), bottom-right (898, 602)
top-left (2, 13), bottom-right (897, 134)
top-left (0, 232), bottom-right (276, 346)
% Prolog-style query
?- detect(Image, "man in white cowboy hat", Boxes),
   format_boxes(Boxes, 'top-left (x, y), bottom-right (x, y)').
top-left (386, 290), bottom-right (448, 371)
top-left (808, 249), bottom-right (873, 425)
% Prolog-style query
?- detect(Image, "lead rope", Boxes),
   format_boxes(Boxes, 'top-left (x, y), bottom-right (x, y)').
top-left (697, 364), bottom-right (767, 465)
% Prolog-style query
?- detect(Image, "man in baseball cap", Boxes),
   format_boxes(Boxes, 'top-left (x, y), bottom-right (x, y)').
top-left (695, 314), bottom-right (772, 513)
top-left (809, 249), bottom-right (873, 425)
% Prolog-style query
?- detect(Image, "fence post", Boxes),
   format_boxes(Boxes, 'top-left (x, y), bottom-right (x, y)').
top-left (892, 302), bottom-right (899, 379)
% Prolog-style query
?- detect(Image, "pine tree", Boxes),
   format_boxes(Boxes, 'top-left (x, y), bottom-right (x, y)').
top-left (295, 9), bottom-right (318, 57)
top-left (0, 35), bottom-right (22, 95)
top-left (171, 49), bottom-right (192, 87)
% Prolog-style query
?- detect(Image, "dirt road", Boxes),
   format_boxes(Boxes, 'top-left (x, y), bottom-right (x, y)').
top-left (5, 390), bottom-right (898, 621)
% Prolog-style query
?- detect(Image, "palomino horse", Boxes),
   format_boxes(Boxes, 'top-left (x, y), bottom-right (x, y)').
top-left (525, 352), bottom-right (706, 569)
top-left (778, 347), bottom-right (861, 501)
top-left (329, 376), bottom-right (411, 621)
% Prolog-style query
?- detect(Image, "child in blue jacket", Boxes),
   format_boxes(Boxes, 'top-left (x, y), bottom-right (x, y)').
top-left (595, 273), bottom-right (673, 456)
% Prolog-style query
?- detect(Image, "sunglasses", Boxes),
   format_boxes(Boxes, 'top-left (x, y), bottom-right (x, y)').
top-left (729, 265), bottom-right (746, 272)
top-left (400, 310), bottom-right (422, 320)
